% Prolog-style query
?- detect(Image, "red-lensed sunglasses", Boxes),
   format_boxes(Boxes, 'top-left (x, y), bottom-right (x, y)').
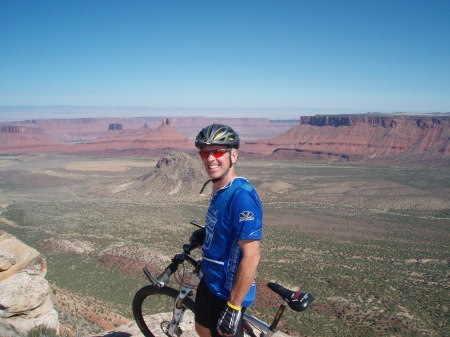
top-left (199, 149), bottom-right (231, 159)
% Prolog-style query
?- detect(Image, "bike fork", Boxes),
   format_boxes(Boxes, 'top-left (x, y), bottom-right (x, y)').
top-left (166, 288), bottom-right (194, 336)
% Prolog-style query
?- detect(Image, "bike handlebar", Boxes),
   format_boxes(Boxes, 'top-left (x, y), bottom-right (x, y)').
top-left (157, 259), bottom-right (181, 284)
top-left (152, 248), bottom-right (201, 287)
top-left (190, 221), bottom-right (205, 229)
top-left (155, 220), bottom-right (204, 285)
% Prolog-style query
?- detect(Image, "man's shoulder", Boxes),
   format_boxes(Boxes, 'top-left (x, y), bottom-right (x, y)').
top-left (241, 178), bottom-right (260, 194)
top-left (231, 177), bottom-right (255, 191)
top-left (230, 178), bottom-right (262, 206)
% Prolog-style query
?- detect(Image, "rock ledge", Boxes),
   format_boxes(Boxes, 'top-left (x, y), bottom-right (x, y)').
top-left (0, 231), bottom-right (59, 336)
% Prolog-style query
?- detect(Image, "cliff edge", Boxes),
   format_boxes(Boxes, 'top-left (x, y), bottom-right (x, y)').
top-left (249, 114), bottom-right (450, 162)
top-left (0, 231), bottom-right (59, 336)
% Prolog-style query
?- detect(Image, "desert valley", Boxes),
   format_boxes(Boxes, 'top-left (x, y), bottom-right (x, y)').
top-left (0, 113), bottom-right (449, 337)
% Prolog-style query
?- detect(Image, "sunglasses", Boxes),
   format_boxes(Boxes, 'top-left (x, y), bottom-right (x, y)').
top-left (199, 148), bottom-right (231, 159)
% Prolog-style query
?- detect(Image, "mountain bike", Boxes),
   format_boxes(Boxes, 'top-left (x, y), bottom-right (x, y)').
top-left (132, 221), bottom-right (314, 337)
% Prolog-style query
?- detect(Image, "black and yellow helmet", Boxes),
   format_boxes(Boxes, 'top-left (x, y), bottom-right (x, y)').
top-left (195, 123), bottom-right (240, 149)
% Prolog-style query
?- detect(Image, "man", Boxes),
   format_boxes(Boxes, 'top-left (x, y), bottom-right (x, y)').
top-left (194, 124), bottom-right (263, 337)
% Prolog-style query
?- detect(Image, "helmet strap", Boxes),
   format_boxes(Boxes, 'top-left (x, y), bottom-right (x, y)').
top-left (199, 179), bottom-right (212, 194)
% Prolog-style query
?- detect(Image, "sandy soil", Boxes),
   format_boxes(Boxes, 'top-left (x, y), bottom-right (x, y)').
top-left (1, 154), bottom-right (448, 337)
top-left (64, 159), bottom-right (156, 172)
top-left (51, 285), bottom-right (131, 337)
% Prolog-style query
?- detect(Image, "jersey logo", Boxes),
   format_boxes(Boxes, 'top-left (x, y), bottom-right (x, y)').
top-left (239, 211), bottom-right (254, 222)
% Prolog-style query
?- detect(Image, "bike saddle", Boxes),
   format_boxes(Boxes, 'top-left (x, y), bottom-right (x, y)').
top-left (267, 282), bottom-right (314, 312)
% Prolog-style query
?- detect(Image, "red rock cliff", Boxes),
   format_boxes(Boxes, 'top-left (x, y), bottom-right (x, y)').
top-left (6, 117), bottom-right (296, 143)
top-left (0, 125), bottom-right (59, 153)
top-left (250, 114), bottom-right (450, 161)
top-left (0, 126), bottom-right (42, 134)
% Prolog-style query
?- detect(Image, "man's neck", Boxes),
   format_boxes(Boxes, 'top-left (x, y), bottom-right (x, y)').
top-left (213, 171), bottom-right (237, 191)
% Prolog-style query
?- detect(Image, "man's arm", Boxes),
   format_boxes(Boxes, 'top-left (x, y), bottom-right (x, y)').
top-left (217, 239), bottom-right (261, 336)
top-left (228, 239), bottom-right (261, 307)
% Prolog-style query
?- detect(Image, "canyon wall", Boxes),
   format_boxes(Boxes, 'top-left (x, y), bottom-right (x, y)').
top-left (1, 114), bottom-right (449, 164)
top-left (2, 117), bottom-right (297, 142)
top-left (299, 114), bottom-right (446, 129)
top-left (0, 117), bottom-right (297, 155)
top-left (71, 123), bottom-right (193, 156)
top-left (0, 125), bottom-right (59, 152)
top-left (246, 114), bottom-right (450, 162)
top-left (0, 126), bottom-right (43, 134)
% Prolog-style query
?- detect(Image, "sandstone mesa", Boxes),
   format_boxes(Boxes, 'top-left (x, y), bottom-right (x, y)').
top-left (0, 114), bottom-right (449, 165)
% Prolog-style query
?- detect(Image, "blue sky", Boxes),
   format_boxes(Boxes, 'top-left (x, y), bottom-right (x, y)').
top-left (0, 0), bottom-right (449, 119)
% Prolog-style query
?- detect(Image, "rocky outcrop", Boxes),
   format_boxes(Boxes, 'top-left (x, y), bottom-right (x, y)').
top-left (3, 116), bottom-right (297, 143)
top-left (42, 238), bottom-right (94, 254)
top-left (0, 231), bottom-right (59, 336)
top-left (140, 151), bottom-right (209, 195)
top-left (300, 115), bottom-right (353, 127)
top-left (0, 126), bottom-right (42, 134)
top-left (0, 124), bottom-right (61, 154)
top-left (113, 151), bottom-right (209, 198)
top-left (250, 114), bottom-right (450, 161)
top-left (108, 123), bottom-right (123, 131)
top-left (136, 122), bottom-right (190, 145)
top-left (0, 116), bottom-right (298, 155)
top-left (299, 114), bottom-right (448, 129)
top-left (70, 122), bottom-right (193, 156)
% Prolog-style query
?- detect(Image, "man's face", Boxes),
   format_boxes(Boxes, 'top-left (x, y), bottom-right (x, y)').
top-left (199, 145), bottom-right (236, 180)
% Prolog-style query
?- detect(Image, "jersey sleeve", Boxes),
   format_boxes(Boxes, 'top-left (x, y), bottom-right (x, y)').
top-left (232, 188), bottom-right (263, 241)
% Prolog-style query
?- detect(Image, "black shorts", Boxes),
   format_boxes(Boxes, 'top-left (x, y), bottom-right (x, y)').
top-left (195, 278), bottom-right (246, 337)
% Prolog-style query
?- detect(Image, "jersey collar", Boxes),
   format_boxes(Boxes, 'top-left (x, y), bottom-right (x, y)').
top-left (212, 177), bottom-right (248, 196)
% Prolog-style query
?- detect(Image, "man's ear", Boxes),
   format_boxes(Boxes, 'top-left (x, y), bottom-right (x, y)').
top-left (231, 149), bottom-right (238, 164)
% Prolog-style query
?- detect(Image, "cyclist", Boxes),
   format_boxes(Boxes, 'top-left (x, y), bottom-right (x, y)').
top-left (194, 124), bottom-right (263, 337)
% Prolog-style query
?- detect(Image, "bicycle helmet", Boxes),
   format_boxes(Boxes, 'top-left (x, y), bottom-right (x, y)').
top-left (195, 123), bottom-right (240, 149)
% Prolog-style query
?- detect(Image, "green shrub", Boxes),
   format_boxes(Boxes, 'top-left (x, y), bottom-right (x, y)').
top-left (26, 325), bottom-right (58, 337)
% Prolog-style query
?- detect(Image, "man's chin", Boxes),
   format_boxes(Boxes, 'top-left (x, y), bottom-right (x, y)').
top-left (207, 170), bottom-right (221, 179)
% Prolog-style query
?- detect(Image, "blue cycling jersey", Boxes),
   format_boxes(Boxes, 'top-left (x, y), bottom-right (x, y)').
top-left (201, 177), bottom-right (263, 307)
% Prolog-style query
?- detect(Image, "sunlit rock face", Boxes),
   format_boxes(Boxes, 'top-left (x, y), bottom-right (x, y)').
top-left (0, 231), bottom-right (59, 336)
top-left (248, 115), bottom-right (450, 161)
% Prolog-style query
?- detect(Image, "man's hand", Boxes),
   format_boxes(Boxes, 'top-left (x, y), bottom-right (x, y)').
top-left (189, 228), bottom-right (205, 248)
top-left (217, 301), bottom-right (242, 336)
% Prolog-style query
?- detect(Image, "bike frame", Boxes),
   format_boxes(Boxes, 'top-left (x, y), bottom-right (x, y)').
top-left (144, 256), bottom-right (286, 337)
top-left (137, 223), bottom-right (313, 337)
top-left (243, 302), bottom-right (289, 337)
top-left (143, 252), bottom-right (200, 336)
top-left (244, 313), bottom-right (272, 337)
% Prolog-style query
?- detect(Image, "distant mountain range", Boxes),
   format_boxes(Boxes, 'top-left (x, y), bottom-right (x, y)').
top-left (1, 114), bottom-right (449, 165)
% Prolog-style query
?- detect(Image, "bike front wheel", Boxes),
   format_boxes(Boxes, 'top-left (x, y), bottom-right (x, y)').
top-left (132, 285), bottom-right (196, 337)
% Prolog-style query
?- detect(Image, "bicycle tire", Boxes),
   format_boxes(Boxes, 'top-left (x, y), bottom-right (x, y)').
top-left (132, 285), bottom-right (196, 337)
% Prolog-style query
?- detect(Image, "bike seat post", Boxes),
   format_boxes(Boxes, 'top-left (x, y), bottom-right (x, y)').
top-left (269, 303), bottom-right (286, 332)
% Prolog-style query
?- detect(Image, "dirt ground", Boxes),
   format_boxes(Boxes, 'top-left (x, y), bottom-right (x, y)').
top-left (64, 159), bottom-right (156, 172)
top-left (0, 153), bottom-right (448, 337)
